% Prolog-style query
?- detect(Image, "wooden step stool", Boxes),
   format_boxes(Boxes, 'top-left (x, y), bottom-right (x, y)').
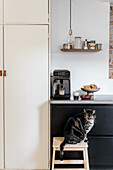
top-left (52, 137), bottom-right (89, 170)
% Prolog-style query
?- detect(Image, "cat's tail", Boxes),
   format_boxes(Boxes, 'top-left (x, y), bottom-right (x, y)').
top-left (60, 139), bottom-right (67, 162)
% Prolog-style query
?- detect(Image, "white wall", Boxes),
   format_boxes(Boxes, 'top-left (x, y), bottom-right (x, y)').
top-left (51, 0), bottom-right (113, 95)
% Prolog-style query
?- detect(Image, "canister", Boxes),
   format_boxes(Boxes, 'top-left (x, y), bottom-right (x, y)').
top-left (96, 44), bottom-right (102, 50)
top-left (74, 37), bottom-right (82, 49)
top-left (63, 43), bottom-right (73, 49)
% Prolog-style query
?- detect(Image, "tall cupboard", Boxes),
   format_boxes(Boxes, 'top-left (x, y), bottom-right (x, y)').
top-left (4, 25), bottom-right (49, 169)
top-left (0, 0), bottom-right (49, 169)
top-left (0, 0), bottom-right (3, 24)
top-left (0, 26), bottom-right (4, 169)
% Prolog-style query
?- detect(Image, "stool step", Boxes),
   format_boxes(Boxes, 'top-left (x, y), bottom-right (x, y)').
top-left (55, 160), bottom-right (84, 164)
top-left (55, 147), bottom-right (84, 151)
top-left (54, 168), bottom-right (85, 170)
top-left (53, 137), bottom-right (88, 148)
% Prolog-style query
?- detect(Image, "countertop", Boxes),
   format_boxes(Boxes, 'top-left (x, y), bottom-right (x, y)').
top-left (50, 95), bottom-right (113, 104)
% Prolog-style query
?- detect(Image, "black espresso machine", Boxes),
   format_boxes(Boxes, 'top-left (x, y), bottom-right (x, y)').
top-left (51, 70), bottom-right (71, 100)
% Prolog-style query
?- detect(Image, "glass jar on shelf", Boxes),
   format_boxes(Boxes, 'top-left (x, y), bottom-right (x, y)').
top-left (74, 37), bottom-right (82, 49)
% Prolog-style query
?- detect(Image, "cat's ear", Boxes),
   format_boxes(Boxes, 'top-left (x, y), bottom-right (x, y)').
top-left (84, 109), bottom-right (87, 113)
top-left (93, 110), bottom-right (96, 114)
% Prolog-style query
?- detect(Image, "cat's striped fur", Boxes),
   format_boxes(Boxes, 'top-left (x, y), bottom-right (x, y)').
top-left (60, 109), bottom-right (96, 161)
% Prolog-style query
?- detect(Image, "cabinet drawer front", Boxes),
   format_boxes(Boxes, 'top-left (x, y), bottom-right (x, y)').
top-left (51, 105), bottom-right (83, 135)
top-left (51, 105), bottom-right (113, 136)
top-left (89, 105), bottom-right (113, 135)
top-left (89, 137), bottom-right (113, 166)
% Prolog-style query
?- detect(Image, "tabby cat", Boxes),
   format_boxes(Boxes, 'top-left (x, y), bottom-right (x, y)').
top-left (60, 109), bottom-right (96, 161)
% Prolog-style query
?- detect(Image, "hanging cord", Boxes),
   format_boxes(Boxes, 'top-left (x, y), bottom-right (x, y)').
top-left (70, 0), bottom-right (71, 30)
top-left (69, 0), bottom-right (72, 35)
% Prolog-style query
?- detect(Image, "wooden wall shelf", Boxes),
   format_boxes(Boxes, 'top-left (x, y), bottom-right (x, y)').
top-left (60, 49), bottom-right (102, 52)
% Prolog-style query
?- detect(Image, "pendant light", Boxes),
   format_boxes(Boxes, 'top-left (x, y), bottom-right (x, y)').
top-left (67, 0), bottom-right (74, 45)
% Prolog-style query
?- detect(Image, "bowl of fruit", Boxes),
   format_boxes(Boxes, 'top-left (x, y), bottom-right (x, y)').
top-left (81, 84), bottom-right (100, 95)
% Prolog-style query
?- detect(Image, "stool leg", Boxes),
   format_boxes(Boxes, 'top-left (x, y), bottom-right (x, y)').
top-left (85, 147), bottom-right (89, 170)
top-left (52, 147), bottom-right (56, 170)
top-left (83, 148), bottom-right (87, 170)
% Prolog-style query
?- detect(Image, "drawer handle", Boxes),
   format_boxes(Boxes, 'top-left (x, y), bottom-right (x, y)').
top-left (0, 70), bottom-right (2, 76)
top-left (4, 70), bottom-right (7, 77)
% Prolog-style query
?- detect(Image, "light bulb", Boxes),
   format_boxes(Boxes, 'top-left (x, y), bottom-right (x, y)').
top-left (67, 34), bottom-right (74, 45)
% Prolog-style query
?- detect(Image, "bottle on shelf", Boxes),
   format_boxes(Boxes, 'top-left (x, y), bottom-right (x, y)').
top-left (84, 39), bottom-right (88, 49)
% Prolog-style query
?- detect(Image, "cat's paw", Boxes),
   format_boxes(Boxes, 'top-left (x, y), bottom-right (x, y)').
top-left (60, 155), bottom-right (64, 162)
top-left (68, 141), bottom-right (71, 144)
top-left (60, 151), bottom-right (64, 155)
top-left (84, 140), bottom-right (89, 144)
top-left (84, 139), bottom-right (88, 143)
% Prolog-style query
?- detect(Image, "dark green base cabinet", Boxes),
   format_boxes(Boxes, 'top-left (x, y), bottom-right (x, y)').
top-left (50, 104), bottom-right (113, 170)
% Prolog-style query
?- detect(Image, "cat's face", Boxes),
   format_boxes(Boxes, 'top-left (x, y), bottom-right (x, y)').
top-left (84, 109), bottom-right (96, 121)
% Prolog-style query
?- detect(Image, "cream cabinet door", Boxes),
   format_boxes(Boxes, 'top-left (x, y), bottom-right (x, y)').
top-left (4, 0), bottom-right (48, 24)
top-left (4, 25), bottom-right (48, 169)
top-left (0, 26), bottom-right (4, 169)
top-left (0, 0), bottom-right (3, 23)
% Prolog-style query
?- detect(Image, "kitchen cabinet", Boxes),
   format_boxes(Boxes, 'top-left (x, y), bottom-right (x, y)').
top-left (88, 105), bottom-right (113, 135)
top-left (50, 104), bottom-right (113, 169)
top-left (4, 25), bottom-right (48, 169)
top-left (4, 0), bottom-right (48, 24)
top-left (0, 26), bottom-right (4, 169)
top-left (89, 136), bottom-right (113, 166)
top-left (0, 0), bottom-right (3, 23)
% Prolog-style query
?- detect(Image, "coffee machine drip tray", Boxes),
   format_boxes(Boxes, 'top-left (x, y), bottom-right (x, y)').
top-left (53, 94), bottom-right (70, 100)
